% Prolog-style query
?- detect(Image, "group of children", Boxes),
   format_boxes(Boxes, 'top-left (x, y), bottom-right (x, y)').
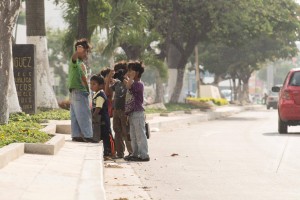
top-left (90, 61), bottom-right (150, 162)
top-left (68, 38), bottom-right (149, 162)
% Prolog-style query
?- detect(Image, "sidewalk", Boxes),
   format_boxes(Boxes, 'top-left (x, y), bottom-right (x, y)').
top-left (0, 104), bottom-right (264, 200)
top-left (0, 135), bottom-right (106, 200)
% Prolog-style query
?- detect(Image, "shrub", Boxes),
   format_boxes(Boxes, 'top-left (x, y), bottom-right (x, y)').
top-left (186, 97), bottom-right (229, 107)
top-left (1, 109), bottom-right (70, 148)
top-left (0, 121), bottom-right (50, 148)
top-left (9, 109), bottom-right (70, 123)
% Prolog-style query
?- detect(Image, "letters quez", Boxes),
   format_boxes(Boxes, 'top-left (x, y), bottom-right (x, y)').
top-left (14, 57), bottom-right (32, 68)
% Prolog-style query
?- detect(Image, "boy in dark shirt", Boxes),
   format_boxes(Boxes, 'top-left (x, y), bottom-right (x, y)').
top-left (124, 61), bottom-right (149, 162)
top-left (108, 62), bottom-right (133, 158)
top-left (90, 75), bottom-right (115, 157)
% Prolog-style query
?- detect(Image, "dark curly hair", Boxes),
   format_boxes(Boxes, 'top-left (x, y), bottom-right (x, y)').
top-left (74, 38), bottom-right (92, 52)
top-left (100, 67), bottom-right (111, 78)
top-left (114, 61), bottom-right (128, 72)
top-left (128, 61), bottom-right (144, 78)
top-left (90, 74), bottom-right (104, 85)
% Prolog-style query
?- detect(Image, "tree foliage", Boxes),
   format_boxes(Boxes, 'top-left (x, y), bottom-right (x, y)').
top-left (51, 0), bottom-right (300, 103)
top-left (143, 0), bottom-right (300, 102)
top-left (197, 0), bottom-right (300, 101)
top-left (54, 0), bottom-right (111, 57)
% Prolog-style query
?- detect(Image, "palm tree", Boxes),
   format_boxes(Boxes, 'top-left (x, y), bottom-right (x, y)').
top-left (0, 0), bottom-right (22, 124)
top-left (58, 0), bottom-right (110, 57)
top-left (26, 0), bottom-right (58, 109)
top-left (117, 29), bottom-right (168, 103)
top-left (57, 0), bottom-right (168, 102)
top-left (103, 1), bottom-right (168, 103)
top-left (77, 0), bottom-right (88, 38)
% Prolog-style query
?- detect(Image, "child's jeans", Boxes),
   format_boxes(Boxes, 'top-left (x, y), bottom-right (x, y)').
top-left (70, 89), bottom-right (93, 138)
top-left (129, 111), bottom-right (149, 159)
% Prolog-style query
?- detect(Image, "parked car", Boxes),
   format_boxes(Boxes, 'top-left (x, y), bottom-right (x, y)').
top-left (266, 91), bottom-right (279, 110)
top-left (272, 68), bottom-right (300, 133)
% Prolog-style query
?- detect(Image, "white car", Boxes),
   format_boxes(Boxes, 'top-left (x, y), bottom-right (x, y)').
top-left (266, 91), bottom-right (279, 109)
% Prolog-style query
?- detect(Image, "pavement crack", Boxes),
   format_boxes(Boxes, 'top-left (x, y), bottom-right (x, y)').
top-left (276, 137), bottom-right (290, 173)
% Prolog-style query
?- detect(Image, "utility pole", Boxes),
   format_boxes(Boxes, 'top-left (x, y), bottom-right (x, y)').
top-left (267, 63), bottom-right (274, 92)
top-left (195, 46), bottom-right (201, 97)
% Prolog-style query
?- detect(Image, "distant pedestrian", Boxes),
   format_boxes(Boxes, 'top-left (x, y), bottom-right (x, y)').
top-left (124, 61), bottom-right (150, 162)
top-left (90, 75), bottom-right (115, 157)
top-left (108, 61), bottom-right (133, 159)
top-left (68, 38), bottom-right (94, 142)
top-left (263, 93), bottom-right (268, 105)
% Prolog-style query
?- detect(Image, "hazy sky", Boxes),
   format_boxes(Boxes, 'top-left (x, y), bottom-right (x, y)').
top-left (45, 0), bottom-right (66, 29)
top-left (16, 1), bottom-right (65, 43)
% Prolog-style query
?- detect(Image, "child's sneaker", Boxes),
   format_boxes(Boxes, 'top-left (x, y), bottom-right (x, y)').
top-left (138, 157), bottom-right (150, 162)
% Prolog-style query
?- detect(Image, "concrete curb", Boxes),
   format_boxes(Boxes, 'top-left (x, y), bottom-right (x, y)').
top-left (0, 122), bottom-right (66, 169)
top-left (184, 109), bottom-right (201, 114)
top-left (56, 124), bottom-right (71, 134)
top-left (24, 134), bottom-right (65, 155)
top-left (78, 144), bottom-right (106, 200)
top-left (48, 120), bottom-right (71, 134)
top-left (0, 143), bottom-right (24, 169)
top-left (160, 112), bottom-right (175, 117)
top-left (45, 121), bottom-right (107, 200)
top-left (40, 123), bottom-right (56, 135)
top-left (149, 105), bottom-right (263, 131)
top-left (149, 113), bottom-right (209, 130)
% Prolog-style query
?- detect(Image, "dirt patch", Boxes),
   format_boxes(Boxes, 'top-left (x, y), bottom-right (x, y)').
top-left (113, 198), bottom-right (128, 200)
top-left (104, 164), bottom-right (123, 168)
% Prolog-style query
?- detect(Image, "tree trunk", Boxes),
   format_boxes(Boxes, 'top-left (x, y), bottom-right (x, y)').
top-left (167, 43), bottom-right (189, 103)
top-left (8, 59), bottom-right (22, 113)
top-left (241, 75), bottom-right (251, 103)
top-left (27, 36), bottom-right (58, 109)
top-left (237, 79), bottom-right (243, 103)
top-left (9, 20), bottom-right (21, 113)
top-left (26, 0), bottom-right (58, 109)
top-left (169, 67), bottom-right (185, 103)
top-left (167, 34), bottom-right (198, 103)
top-left (242, 81), bottom-right (250, 102)
top-left (0, 0), bottom-right (21, 124)
top-left (77, 0), bottom-right (88, 39)
top-left (213, 74), bottom-right (224, 86)
top-left (0, 35), bottom-right (11, 124)
top-left (121, 44), bottom-right (142, 60)
top-left (194, 46), bottom-right (201, 97)
top-left (154, 70), bottom-right (164, 103)
top-left (232, 78), bottom-right (237, 101)
top-left (167, 44), bottom-right (182, 103)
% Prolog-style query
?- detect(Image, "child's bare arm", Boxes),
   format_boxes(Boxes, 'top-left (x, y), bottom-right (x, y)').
top-left (93, 108), bottom-right (101, 117)
top-left (125, 71), bottom-right (136, 89)
top-left (104, 70), bottom-right (114, 96)
top-left (72, 45), bottom-right (84, 62)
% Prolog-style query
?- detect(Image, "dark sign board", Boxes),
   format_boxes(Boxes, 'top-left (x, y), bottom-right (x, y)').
top-left (13, 44), bottom-right (36, 114)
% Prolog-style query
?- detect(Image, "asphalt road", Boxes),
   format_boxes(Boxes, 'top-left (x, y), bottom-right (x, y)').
top-left (105, 108), bottom-right (300, 200)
